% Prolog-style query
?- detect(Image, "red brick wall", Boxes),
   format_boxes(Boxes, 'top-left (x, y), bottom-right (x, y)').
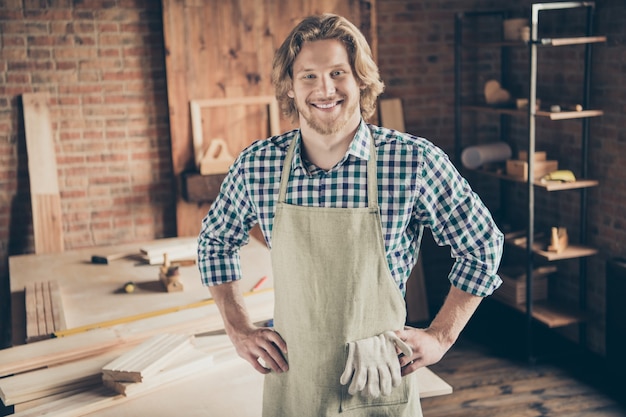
top-left (0, 1), bottom-right (175, 346)
top-left (0, 1), bottom-right (175, 253)
top-left (1, 1), bottom-right (625, 356)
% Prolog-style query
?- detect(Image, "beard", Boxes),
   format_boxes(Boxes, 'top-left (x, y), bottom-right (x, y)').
top-left (296, 96), bottom-right (360, 136)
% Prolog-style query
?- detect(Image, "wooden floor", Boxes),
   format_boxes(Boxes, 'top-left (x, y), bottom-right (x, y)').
top-left (421, 338), bottom-right (626, 417)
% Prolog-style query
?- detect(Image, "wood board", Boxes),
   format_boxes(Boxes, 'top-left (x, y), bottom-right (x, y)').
top-left (22, 92), bottom-right (64, 254)
top-left (24, 280), bottom-right (66, 343)
top-left (101, 334), bottom-right (193, 383)
top-left (379, 97), bottom-right (406, 132)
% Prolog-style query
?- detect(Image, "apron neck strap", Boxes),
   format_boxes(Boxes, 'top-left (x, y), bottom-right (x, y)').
top-left (278, 129), bottom-right (379, 209)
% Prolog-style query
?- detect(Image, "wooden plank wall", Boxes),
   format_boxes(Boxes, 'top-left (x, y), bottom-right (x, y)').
top-left (162, 0), bottom-right (375, 237)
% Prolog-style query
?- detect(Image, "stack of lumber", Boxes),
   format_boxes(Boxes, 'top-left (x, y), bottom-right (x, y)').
top-left (138, 237), bottom-right (198, 265)
top-left (101, 334), bottom-right (213, 396)
top-left (0, 289), bottom-right (274, 416)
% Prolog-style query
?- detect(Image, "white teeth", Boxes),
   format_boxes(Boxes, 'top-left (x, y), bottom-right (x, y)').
top-left (316, 102), bottom-right (337, 109)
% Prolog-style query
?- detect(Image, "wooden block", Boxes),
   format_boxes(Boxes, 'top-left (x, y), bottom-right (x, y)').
top-left (102, 334), bottom-right (193, 383)
top-left (181, 172), bottom-right (226, 203)
top-left (506, 159), bottom-right (558, 181)
top-left (493, 265), bottom-right (556, 305)
top-left (139, 237), bottom-right (197, 265)
top-left (25, 280), bottom-right (66, 343)
top-left (199, 138), bottom-right (235, 175)
top-left (518, 150), bottom-right (547, 162)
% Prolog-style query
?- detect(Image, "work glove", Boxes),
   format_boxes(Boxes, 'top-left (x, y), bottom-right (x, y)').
top-left (339, 331), bottom-right (413, 398)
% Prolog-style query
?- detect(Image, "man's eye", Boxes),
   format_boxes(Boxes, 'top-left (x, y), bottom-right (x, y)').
top-left (303, 74), bottom-right (315, 79)
top-left (332, 70), bottom-right (345, 77)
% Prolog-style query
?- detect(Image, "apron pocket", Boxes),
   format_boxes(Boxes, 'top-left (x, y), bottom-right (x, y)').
top-left (339, 378), bottom-right (409, 412)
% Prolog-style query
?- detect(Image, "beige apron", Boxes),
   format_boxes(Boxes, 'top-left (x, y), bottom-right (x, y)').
top-left (263, 133), bottom-right (422, 417)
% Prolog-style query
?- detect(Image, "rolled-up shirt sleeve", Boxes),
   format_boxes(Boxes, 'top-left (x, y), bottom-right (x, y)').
top-left (197, 160), bottom-right (256, 287)
top-left (416, 145), bottom-right (504, 297)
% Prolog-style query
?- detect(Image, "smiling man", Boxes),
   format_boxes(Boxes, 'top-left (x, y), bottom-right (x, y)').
top-left (198, 14), bottom-right (503, 417)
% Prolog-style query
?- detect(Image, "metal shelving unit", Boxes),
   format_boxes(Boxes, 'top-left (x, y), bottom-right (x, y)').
top-left (454, 2), bottom-right (605, 362)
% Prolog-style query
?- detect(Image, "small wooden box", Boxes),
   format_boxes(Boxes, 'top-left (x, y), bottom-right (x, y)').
top-left (493, 266), bottom-right (556, 305)
top-left (518, 150), bottom-right (547, 162)
top-left (506, 159), bottom-right (558, 181)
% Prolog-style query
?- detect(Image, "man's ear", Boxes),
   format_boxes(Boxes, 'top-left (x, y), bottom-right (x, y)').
top-left (287, 90), bottom-right (295, 98)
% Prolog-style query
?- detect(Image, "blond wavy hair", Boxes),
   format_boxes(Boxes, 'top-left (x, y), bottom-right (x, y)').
top-left (271, 14), bottom-right (384, 123)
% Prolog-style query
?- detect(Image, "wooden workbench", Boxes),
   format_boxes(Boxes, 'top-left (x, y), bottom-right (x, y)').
top-left (9, 237), bottom-right (273, 346)
top-left (6, 237), bottom-right (452, 415)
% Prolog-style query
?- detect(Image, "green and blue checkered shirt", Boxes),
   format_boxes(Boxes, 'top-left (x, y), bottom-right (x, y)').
top-left (198, 120), bottom-right (503, 297)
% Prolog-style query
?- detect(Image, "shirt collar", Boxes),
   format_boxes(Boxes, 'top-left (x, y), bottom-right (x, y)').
top-left (292, 120), bottom-right (371, 174)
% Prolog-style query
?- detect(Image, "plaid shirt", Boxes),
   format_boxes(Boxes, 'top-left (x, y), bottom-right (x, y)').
top-left (198, 120), bottom-right (503, 297)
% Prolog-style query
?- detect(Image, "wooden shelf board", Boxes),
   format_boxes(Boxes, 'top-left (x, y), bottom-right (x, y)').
top-left (507, 238), bottom-right (598, 261)
top-left (463, 36), bottom-right (606, 48)
top-left (470, 169), bottom-right (599, 191)
top-left (494, 298), bottom-right (587, 328)
top-left (536, 109), bottom-right (604, 120)
top-left (462, 105), bottom-right (603, 120)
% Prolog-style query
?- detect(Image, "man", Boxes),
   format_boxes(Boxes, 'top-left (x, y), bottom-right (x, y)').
top-left (198, 13), bottom-right (503, 417)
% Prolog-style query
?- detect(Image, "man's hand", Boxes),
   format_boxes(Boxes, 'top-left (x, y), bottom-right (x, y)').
top-left (396, 285), bottom-right (484, 376)
top-left (395, 326), bottom-right (449, 376)
top-left (208, 281), bottom-right (288, 374)
top-left (230, 324), bottom-right (288, 374)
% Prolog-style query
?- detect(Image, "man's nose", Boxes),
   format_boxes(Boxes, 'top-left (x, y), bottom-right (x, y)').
top-left (319, 75), bottom-right (336, 96)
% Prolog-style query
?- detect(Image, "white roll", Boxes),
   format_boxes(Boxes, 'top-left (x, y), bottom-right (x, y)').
top-left (461, 142), bottom-right (512, 169)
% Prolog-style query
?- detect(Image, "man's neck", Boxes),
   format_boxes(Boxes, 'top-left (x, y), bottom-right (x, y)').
top-left (299, 121), bottom-right (360, 171)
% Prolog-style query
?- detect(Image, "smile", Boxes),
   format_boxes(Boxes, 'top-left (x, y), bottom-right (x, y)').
top-left (312, 100), bottom-right (341, 109)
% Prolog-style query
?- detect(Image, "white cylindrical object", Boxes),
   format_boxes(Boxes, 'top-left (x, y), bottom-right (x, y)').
top-left (461, 142), bottom-right (512, 169)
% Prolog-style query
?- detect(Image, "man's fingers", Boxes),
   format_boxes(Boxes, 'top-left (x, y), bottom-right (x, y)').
top-left (257, 340), bottom-right (289, 373)
top-left (401, 357), bottom-right (420, 376)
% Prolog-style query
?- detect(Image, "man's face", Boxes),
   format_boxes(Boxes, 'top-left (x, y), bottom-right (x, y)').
top-left (288, 39), bottom-right (362, 136)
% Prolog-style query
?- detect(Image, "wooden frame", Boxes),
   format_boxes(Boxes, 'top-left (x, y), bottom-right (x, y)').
top-left (190, 96), bottom-right (281, 171)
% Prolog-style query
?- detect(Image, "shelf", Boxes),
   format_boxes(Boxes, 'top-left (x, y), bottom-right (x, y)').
top-left (536, 109), bottom-right (604, 120)
top-left (464, 36), bottom-right (606, 48)
top-left (462, 105), bottom-right (603, 120)
top-left (507, 236), bottom-right (599, 261)
top-left (493, 298), bottom-right (588, 328)
top-left (469, 168), bottom-right (599, 191)
top-left (455, 2), bottom-right (602, 361)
